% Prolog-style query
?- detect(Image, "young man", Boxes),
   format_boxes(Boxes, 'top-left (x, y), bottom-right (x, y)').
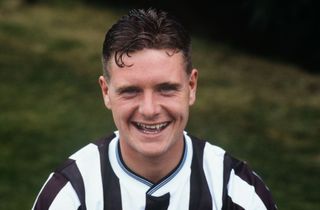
top-left (32, 8), bottom-right (277, 210)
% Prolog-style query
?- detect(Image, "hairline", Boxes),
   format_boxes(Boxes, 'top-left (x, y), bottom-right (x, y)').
top-left (101, 48), bottom-right (191, 81)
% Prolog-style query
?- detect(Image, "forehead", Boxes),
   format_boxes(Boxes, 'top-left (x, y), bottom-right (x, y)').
top-left (108, 49), bottom-right (187, 80)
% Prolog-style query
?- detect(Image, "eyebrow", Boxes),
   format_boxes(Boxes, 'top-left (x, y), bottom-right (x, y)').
top-left (115, 82), bottom-right (182, 94)
top-left (116, 85), bottom-right (141, 94)
top-left (155, 82), bottom-right (182, 90)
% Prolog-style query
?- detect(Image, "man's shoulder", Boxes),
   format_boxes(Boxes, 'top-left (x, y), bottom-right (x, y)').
top-left (186, 133), bottom-right (226, 157)
top-left (186, 133), bottom-right (247, 173)
top-left (55, 133), bottom-right (116, 173)
top-left (188, 133), bottom-right (263, 181)
top-left (92, 132), bottom-right (117, 148)
top-left (71, 133), bottom-right (115, 160)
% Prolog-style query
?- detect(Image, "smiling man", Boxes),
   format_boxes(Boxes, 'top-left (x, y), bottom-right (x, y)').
top-left (32, 8), bottom-right (277, 210)
top-left (98, 48), bottom-right (197, 183)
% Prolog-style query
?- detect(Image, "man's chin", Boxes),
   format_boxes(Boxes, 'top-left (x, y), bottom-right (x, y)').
top-left (138, 145), bottom-right (168, 158)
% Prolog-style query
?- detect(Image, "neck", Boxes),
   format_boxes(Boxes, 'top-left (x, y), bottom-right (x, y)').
top-left (119, 139), bottom-right (184, 183)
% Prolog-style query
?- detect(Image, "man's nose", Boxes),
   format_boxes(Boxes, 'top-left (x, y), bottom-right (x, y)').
top-left (138, 92), bottom-right (160, 119)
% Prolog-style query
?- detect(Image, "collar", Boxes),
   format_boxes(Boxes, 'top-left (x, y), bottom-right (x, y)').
top-left (108, 131), bottom-right (193, 197)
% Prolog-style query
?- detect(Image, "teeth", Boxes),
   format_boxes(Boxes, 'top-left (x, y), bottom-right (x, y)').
top-left (136, 122), bottom-right (168, 131)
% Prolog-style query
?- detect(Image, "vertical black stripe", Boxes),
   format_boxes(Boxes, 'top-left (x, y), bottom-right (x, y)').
top-left (189, 136), bottom-right (212, 210)
top-left (95, 134), bottom-right (122, 210)
top-left (59, 159), bottom-right (87, 210)
top-left (222, 153), bottom-right (239, 210)
top-left (33, 173), bottom-right (68, 210)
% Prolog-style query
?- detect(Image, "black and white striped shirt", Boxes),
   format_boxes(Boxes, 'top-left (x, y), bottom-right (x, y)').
top-left (32, 131), bottom-right (277, 210)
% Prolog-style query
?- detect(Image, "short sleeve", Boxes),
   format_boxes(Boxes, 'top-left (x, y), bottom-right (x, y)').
top-left (32, 172), bottom-right (80, 210)
top-left (225, 159), bottom-right (277, 210)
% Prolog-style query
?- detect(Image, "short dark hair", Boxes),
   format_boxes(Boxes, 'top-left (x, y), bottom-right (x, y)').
top-left (102, 8), bottom-right (192, 79)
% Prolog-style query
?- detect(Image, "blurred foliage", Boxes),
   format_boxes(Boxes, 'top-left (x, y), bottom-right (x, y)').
top-left (0, 2), bottom-right (319, 210)
top-left (16, 0), bottom-right (320, 72)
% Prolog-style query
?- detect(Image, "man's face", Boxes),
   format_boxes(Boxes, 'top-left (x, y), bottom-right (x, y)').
top-left (99, 49), bottom-right (197, 159)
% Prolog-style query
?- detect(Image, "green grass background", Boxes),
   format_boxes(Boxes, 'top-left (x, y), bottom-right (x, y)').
top-left (0, 2), bottom-right (319, 210)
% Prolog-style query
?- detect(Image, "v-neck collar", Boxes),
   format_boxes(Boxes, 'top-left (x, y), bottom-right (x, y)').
top-left (116, 137), bottom-right (188, 195)
top-left (108, 131), bottom-right (193, 196)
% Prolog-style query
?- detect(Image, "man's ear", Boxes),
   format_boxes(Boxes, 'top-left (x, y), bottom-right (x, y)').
top-left (98, 76), bottom-right (111, 109)
top-left (188, 69), bottom-right (198, 106)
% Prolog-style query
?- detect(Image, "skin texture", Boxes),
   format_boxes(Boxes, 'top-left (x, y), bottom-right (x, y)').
top-left (99, 49), bottom-right (198, 182)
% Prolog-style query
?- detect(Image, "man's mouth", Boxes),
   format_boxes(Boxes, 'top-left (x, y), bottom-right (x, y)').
top-left (132, 121), bottom-right (171, 134)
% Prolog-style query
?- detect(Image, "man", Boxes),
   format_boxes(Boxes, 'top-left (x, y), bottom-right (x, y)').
top-left (32, 8), bottom-right (277, 210)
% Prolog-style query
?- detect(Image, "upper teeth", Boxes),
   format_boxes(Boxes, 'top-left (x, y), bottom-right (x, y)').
top-left (136, 122), bottom-right (168, 130)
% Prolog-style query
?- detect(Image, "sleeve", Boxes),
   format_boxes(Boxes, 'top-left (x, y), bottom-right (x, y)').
top-left (223, 156), bottom-right (277, 210)
top-left (32, 172), bottom-right (81, 210)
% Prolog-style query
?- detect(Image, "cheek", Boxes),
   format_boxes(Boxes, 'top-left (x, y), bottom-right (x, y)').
top-left (111, 102), bottom-right (137, 124)
top-left (163, 98), bottom-right (190, 118)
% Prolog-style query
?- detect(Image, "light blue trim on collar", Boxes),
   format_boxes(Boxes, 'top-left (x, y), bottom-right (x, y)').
top-left (115, 138), bottom-right (188, 195)
top-left (147, 144), bottom-right (188, 195)
top-left (115, 145), bottom-right (153, 187)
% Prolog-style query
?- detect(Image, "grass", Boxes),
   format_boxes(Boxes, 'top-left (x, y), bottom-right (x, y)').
top-left (0, 3), bottom-right (319, 210)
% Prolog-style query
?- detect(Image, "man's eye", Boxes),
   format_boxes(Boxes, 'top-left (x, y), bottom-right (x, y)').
top-left (158, 85), bottom-right (178, 95)
top-left (119, 87), bottom-right (141, 97)
top-left (160, 87), bottom-right (174, 92)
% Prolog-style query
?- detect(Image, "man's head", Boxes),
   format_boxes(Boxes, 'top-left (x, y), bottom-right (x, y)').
top-left (99, 8), bottom-right (197, 165)
top-left (101, 8), bottom-right (192, 80)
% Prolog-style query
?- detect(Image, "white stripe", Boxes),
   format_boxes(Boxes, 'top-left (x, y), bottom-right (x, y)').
top-left (70, 143), bottom-right (104, 210)
top-left (165, 132), bottom-right (192, 210)
top-left (228, 169), bottom-right (267, 210)
top-left (48, 182), bottom-right (80, 210)
top-left (203, 142), bottom-right (226, 210)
